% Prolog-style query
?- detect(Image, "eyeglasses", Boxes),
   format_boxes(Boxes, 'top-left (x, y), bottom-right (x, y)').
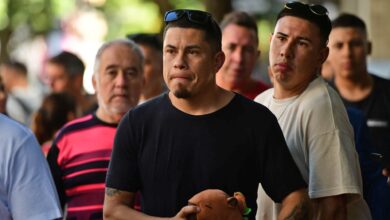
top-left (284, 1), bottom-right (328, 16)
top-left (164, 9), bottom-right (212, 25)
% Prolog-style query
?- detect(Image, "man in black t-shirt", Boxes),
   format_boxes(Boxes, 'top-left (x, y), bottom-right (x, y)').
top-left (103, 9), bottom-right (309, 220)
top-left (327, 13), bottom-right (390, 154)
top-left (327, 13), bottom-right (390, 220)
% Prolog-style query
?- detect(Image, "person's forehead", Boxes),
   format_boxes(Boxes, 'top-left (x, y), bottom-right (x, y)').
top-left (164, 27), bottom-right (206, 45)
top-left (223, 23), bottom-right (255, 35)
top-left (101, 45), bottom-right (139, 61)
top-left (222, 23), bottom-right (256, 37)
top-left (99, 44), bottom-right (142, 71)
top-left (276, 16), bottom-right (319, 30)
top-left (330, 27), bottom-right (367, 40)
top-left (102, 43), bottom-right (133, 54)
top-left (46, 63), bottom-right (66, 74)
top-left (222, 24), bottom-right (258, 43)
top-left (275, 16), bottom-right (322, 40)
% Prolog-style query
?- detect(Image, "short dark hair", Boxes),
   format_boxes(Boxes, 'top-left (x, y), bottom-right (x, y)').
top-left (48, 51), bottom-right (85, 77)
top-left (220, 11), bottom-right (258, 40)
top-left (276, 2), bottom-right (331, 46)
top-left (127, 33), bottom-right (163, 51)
top-left (33, 92), bottom-right (76, 145)
top-left (2, 60), bottom-right (28, 77)
top-left (163, 9), bottom-right (222, 53)
top-left (332, 13), bottom-right (367, 34)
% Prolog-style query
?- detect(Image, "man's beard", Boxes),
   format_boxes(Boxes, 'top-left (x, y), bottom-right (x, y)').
top-left (172, 84), bottom-right (191, 99)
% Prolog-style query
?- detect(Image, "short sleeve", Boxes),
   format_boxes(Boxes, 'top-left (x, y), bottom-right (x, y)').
top-left (106, 112), bottom-right (140, 192)
top-left (307, 130), bottom-right (362, 199)
top-left (9, 133), bottom-right (62, 220)
top-left (260, 114), bottom-right (307, 203)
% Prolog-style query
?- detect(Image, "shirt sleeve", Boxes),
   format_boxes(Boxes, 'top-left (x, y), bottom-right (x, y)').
top-left (106, 112), bottom-right (140, 192)
top-left (259, 114), bottom-right (307, 203)
top-left (9, 133), bottom-right (62, 220)
top-left (47, 142), bottom-right (66, 209)
top-left (306, 103), bottom-right (362, 199)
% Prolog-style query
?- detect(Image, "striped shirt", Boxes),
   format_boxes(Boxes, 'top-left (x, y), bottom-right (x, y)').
top-left (47, 114), bottom-right (117, 220)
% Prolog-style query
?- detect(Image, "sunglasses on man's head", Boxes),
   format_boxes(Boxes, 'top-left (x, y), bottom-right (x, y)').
top-left (164, 9), bottom-right (212, 25)
top-left (285, 1), bottom-right (328, 16)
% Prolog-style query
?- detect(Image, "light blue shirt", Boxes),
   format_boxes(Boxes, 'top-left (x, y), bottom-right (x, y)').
top-left (0, 114), bottom-right (62, 220)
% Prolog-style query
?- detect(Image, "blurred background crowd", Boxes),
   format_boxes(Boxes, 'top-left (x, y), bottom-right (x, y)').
top-left (0, 0), bottom-right (389, 111)
top-left (1, 0), bottom-right (390, 219)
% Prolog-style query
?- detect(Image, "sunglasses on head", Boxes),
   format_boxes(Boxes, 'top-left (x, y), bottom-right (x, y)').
top-left (164, 9), bottom-right (212, 25)
top-left (285, 1), bottom-right (328, 16)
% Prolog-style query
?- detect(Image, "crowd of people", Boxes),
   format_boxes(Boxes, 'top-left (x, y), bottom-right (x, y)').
top-left (1, 1), bottom-right (390, 220)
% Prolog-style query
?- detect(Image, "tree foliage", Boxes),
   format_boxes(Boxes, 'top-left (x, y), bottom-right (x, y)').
top-left (0, 0), bottom-right (100, 62)
top-left (0, 0), bottom-right (61, 62)
top-left (0, 0), bottom-right (233, 63)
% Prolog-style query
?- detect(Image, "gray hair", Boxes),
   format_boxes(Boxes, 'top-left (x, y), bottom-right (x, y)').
top-left (93, 39), bottom-right (144, 76)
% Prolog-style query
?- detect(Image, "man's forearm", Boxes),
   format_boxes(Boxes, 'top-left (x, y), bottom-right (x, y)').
top-left (103, 202), bottom-right (164, 220)
top-left (103, 187), bottom-right (198, 220)
top-left (103, 188), bottom-right (159, 220)
top-left (278, 188), bottom-right (312, 220)
top-left (312, 195), bottom-right (347, 220)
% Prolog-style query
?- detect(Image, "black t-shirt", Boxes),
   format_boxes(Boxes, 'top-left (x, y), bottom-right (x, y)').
top-left (332, 74), bottom-right (390, 153)
top-left (106, 93), bottom-right (306, 219)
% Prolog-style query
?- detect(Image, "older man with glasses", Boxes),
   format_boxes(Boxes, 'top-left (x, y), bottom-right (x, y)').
top-left (104, 8), bottom-right (310, 220)
top-left (255, 2), bottom-right (371, 220)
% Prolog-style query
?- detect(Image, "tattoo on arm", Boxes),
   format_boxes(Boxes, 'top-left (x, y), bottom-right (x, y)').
top-left (105, 187), bottom-right (122, 197)
top-left (284, 200), bottom-right (310, 220)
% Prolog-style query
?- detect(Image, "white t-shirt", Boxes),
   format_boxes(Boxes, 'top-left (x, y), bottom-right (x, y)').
top-left (254, 77), bottom-right (371, 220)
top-left (0, 114), bottom-right (62, 220)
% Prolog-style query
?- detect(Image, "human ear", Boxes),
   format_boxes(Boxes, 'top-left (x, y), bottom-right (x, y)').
top-left (214, 51), bottom-right (226, 73)
top-left (367, 41), bottom-right (372, 55)
top-left (319, 47), bottom-right (329, 65)
top-left (92, 74), bottom-right (97, 91)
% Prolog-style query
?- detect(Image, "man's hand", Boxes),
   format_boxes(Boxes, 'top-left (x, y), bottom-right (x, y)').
top-left (383, 168), bottom-right (390, 186)
top-left (383, 168), bottom-right (389, 176)
top-left (172, 205), bottom-right (200, 220)
top-left (103, 187), bottom-right (200, 220)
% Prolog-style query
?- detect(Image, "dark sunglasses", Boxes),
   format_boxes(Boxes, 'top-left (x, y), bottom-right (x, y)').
top-left (164, 9), bottom-right (212, 25)
top-left (285, 1), bottom-right (328, 16)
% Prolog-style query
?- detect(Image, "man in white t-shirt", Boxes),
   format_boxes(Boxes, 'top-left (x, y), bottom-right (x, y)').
top-left (255, 2), bottom-right (371, 220)
top-left (0, 113), bottom-right (62, 220)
